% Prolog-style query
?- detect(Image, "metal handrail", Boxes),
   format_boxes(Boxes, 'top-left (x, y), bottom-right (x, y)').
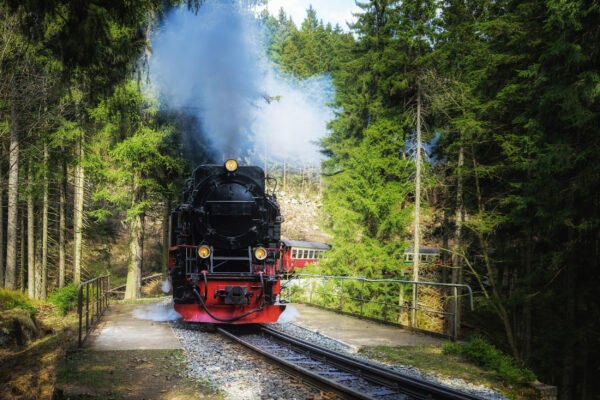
top-left (282, 274), bottom-right (474, 339)
top-left (77, 275), bottom-right (110, 347)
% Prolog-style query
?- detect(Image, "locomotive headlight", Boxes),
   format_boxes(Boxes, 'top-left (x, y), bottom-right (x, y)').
top-left (198, 245), bottom-right (211, 259)
top-left (225, 159), bottom-right (238, 172)
top-left (254, 247), bottom-right (267, 261)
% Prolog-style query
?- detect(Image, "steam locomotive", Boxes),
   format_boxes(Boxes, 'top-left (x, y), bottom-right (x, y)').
top-left (168, 160), bottom-right (286, 323)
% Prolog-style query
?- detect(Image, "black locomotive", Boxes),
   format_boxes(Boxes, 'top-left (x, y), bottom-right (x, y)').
top-left (168, 160), bottom-right (286, 323)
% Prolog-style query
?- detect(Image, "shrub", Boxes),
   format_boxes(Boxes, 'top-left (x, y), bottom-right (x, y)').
top-left (49, 284), bottom-right (79, 315)
top-left (442, 336), bottom-right (536, 383)
top-left (0, 289), bottom-right (37, 315)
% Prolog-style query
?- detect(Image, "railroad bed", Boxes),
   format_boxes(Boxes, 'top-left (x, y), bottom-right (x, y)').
top-left (218, 325), bottom-right (484, 400)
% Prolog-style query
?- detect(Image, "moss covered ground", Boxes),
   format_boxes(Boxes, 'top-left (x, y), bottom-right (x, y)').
top-left (55, 349), bottom-right (219, 400)
top-left (360, 344), bottom-right (539, 400)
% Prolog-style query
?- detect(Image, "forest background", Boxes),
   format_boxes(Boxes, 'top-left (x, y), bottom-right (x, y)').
top-left (0, 1), bottom-right (598, 399)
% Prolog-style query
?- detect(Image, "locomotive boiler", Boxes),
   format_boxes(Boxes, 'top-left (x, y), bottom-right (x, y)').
top-left (168, 160), bottom-right (286, 323)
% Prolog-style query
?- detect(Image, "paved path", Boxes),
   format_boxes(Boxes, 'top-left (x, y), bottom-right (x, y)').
top-left (291, 303), bottom-right (445, 348)
top-left (86, 303), bottom-right (181, 350)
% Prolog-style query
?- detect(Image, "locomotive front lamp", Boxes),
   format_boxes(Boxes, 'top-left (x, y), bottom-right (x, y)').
top-left (198, 245), bottom-right (211, 259)
top-left (254, 247), bottom-right (267, 261)
top-left (225, 159), bottom-right (238, 172)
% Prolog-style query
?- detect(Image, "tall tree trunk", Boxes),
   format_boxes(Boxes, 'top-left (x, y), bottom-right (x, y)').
top-left (471, 147), bottom-right (519, 358)
top-left (27, 164), bottom-right (35, 298)
top-left (161, 196), bottom-right (171, 281)
top-left (34, 227), bottom-right (42, 299)
top-left (561, 191), bottom-right (577, 399)
top-left (0, 141), bottom-right (4, 286)
top-left (411, 82), bottom-right (422, 328)
top-left (442, 209), bottom-right (452, 336)
top-left (5, 101), bottom-right (19, 289)
top-left (59, 156), bottom-right (66, 288)
top-left (73, 132), bottom-right (84, 283)
top-left (19, 212), bottom-right (24, 292)
top-left (41, 144), bottom-right (48, 299)
top-left (124, 171), bottom-right (145, 300)
top-left (451, 142), bottom-right (465, 337)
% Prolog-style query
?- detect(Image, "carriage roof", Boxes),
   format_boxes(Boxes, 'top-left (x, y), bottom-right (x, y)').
top-left (280, 240), bottom-right (330, 250)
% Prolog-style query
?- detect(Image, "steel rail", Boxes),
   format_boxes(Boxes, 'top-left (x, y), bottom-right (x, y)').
top-left (217, 326), bottom-right (359, 400)
top-left (218, 324), bottom-right (485, 400)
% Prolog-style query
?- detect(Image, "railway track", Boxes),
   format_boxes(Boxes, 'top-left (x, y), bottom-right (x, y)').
top-left (217, 325), bottom-right (485, 400)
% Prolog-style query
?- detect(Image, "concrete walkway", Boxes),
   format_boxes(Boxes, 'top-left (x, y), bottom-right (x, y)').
top-left (291, 303), bottom-right (445, 348)
top-left (86, 303), bottom-right (181, 350)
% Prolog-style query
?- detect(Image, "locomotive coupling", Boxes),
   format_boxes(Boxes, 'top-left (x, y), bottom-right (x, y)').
top-left (215, 286), bottom-right (252, 305)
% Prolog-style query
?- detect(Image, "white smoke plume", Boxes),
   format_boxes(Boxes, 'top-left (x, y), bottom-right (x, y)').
top-left (148, 0), bottom-right (333, 165)
top-left (161, 279), bottom-right (171, 293)
top-left (276, 304), bottom-right (300, 323)
top-left (133, 300), bottom-right (182, 322)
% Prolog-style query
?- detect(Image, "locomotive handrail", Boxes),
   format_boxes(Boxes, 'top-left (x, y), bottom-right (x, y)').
top-left (282, 274), bottom-right (474, 340)
top-left (77, 275), bottom-right (110, 347)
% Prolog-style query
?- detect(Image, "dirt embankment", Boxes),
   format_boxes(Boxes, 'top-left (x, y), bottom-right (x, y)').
top-left (0, 303), bottom-right (77, 400)
top-left (278, 189), bottom-right (331, 244)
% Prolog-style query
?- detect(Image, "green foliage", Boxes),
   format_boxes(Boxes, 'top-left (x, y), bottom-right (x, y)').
top-left (0, 289), bottom-right (37, 315)
top-left (443, 337), bottom-right (536, 383)
top-left (48, 284), bottom-right (79, 315)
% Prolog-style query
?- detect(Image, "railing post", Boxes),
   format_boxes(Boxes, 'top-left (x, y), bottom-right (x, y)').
top-left (398, 284), bottom-right (404, 324)
top-left (96, 279), bottom-right (100, 320)
top-left (78, 285), bottom-right (83, 347)
top-left (453, 286), bottom-right (458, 340)
top-left (412, 282), bottom-right (419, 328)
top-left (383, 282), bottom-right (388, 321)
top-left (360, 278), bottom-right (365, 316)
top-left (323, 276), bottom-right (326, 306)
top-left (309, 277), bottom-right (313, 304)
top-left (85, 284), bottom-right (89, 335)
top-left (340, 278), bottom-right (344, 310)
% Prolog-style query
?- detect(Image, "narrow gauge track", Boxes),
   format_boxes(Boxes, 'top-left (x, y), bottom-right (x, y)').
top-left (217, 325), bottom-right (485, 400)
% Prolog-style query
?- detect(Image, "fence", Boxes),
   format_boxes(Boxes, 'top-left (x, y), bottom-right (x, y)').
top-left (281, 274), bottom-right (473, 339)
top-left (77, 275), bottom-right (110, 347)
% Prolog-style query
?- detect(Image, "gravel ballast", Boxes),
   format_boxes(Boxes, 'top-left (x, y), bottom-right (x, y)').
top-left (268, 321), bottom-right (509, 400)
top-left (170, 320), bottom-right (320, 400)
top-left (169, 305), bottom-right (507, 400)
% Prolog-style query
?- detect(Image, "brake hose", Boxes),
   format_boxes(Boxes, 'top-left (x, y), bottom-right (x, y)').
top-left (193, 287), bottom-right (265, 323)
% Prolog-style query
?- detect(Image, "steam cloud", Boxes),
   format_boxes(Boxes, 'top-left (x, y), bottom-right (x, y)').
top-left (276, 304), bottom-right (300, 323)
top-left (133, 300), bottom-right (182, 322)
top-left (149, 0), bottom-right (333, 165)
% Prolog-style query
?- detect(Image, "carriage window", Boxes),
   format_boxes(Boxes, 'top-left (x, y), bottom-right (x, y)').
top-left (292, 249), bottom-right (297, 258)
top-left (310, 250), bottom-right (316, 259)
top-left (318, 251), bottom-right (323, 259)
top-left (421, 254), bottom-right (427, 261)
top-left (302, 250), bottom-right (307, 258)
top-left (407, 254), bottom-right (413, 261)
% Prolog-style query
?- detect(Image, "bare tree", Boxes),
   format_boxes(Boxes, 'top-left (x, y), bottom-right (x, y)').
top-left (41, 143), bottom-right (48, 299)
top-left (73, 131), bottom-right (84, 284)
top-left (0, 142), bottom-right (4, 286)
top-left (58, 155), bottom-right (66, 288)
top-left (5, 98), bottom-right (19, 289)
top-left (411, 82), bottom-right (423, 327)
top-left (27, 163), bottom-right (34, 297)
